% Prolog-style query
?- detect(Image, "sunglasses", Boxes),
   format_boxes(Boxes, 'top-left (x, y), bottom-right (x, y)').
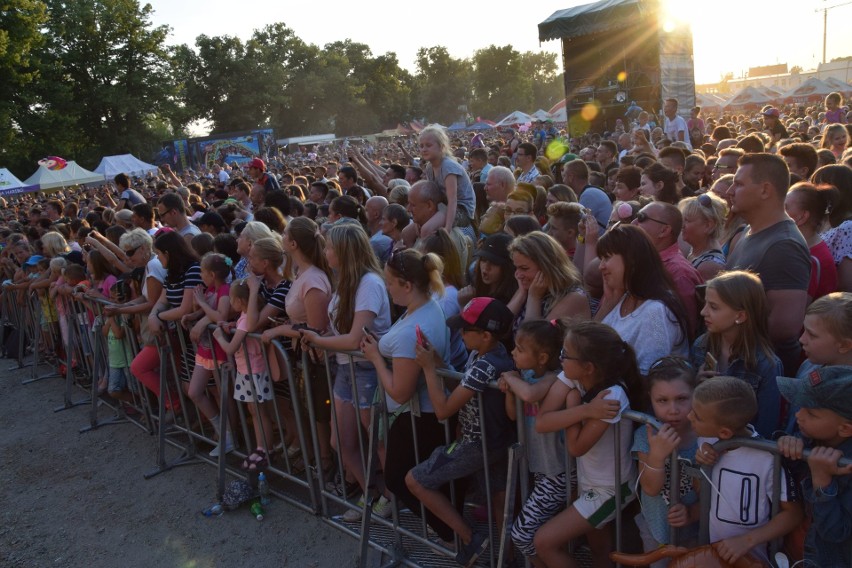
top-left (635, 212), bottom-right (669, 226)
top-left (123, 246), bottom-right (140, 257)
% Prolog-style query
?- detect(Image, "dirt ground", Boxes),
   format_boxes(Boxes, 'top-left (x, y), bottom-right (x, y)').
top-left (0, 365), bottom-right (359, 568)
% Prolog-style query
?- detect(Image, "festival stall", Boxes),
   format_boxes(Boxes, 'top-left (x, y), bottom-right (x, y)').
top-left (93, 154), bottom-right (159, 179)
top-left (494, 110), bottom-right (534, 127)
top-left (781, 77), bottom-right (836, 103)
top-left (721, 86), bottom-right (771, 110)
top-left (23, 161), bottom-right (103, 191)
top-left (0, 168), bottom-right (39, 196)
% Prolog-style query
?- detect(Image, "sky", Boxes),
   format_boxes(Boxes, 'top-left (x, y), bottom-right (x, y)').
top-left (145, 0), bottom-right (852, 134)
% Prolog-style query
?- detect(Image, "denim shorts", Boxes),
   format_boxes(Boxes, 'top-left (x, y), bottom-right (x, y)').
top-left (108, 367), bottom-right (131, 393)
top-left (332, 361), bottom-right (378, 409)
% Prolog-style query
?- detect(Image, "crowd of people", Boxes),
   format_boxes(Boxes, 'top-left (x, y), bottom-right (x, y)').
top-left (2, 91), bottom-right (852, 568)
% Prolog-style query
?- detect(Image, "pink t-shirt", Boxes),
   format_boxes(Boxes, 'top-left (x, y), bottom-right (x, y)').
top-left (196, 282), bottom-right (229, 361)
top-left (284, 265), bottom-right (331, 326)
top-left (235, 312), bottom-right (266, 375)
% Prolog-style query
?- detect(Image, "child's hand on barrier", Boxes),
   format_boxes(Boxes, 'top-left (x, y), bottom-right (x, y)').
top-left (584, 389), bottom-right (619, 419)
top-left (777, 435), bottom-right (804, 460)
top-left (647, 423), bottom-right (681, 462)
top-left (667, 503), bottom-right (689, 527)
top-left (695, 441), bottom-right (719, 466)
top-left (715, 534), bottom-right (752, 564)
top-left (498, 371), bottom-right (520, 393)
top-left (216, 320), bottom-right (235, 333)
top-left (807, 446), bottom-right (852, 489)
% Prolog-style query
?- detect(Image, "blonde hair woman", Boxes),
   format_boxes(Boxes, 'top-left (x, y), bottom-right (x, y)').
top-left (508, 231), bottom-right (590, 323)
top-left (234, 221), bottom-right (275, 280)
top-left (679, 193), bottom-right (728, 281)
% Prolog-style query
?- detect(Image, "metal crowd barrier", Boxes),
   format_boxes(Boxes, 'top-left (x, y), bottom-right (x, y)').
top-left (5, 283), bottom-right (850, 568)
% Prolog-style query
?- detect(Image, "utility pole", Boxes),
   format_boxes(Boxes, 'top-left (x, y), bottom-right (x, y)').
top-left (817, 1), bottom-right (852, 64)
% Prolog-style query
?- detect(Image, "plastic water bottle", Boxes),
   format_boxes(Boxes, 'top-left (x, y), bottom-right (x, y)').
top-left (250, 501), bottom-right (264, 521)
top-left (202, 503), bottom-right (223, 517)
top-left (258, 472), bottom-right (270, 505)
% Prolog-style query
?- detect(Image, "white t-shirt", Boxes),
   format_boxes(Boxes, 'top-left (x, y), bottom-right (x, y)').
top-left (602, 296), bottom-right (688, 374)
top-left (699, 428), bottom-right (792, 562)
top-left (378, 299), bottom-right (450, 413)
top-left (557, 374), bottom-right (636, 490)
top-left (664, 115), bottom-right (692, 150)
top-left (142, 255), bottom-right (166, 300)
top-left (327, 272), bottom-right (391, 364)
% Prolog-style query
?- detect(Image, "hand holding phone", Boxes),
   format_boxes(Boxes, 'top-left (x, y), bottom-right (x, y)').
top-left (415, 324), bottom-right (430, 348)
top-left (362, 326), bottom-right (378, 341)
top-left (703, 352), bottom-right (717, 373)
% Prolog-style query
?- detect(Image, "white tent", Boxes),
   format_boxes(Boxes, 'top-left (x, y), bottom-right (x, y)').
top-left (93, 154), bottom-right (158, 179)
top-left (696, 92), bottom-right (725, 110)
top-left (549, 107), bottom-right (568, 122)
top-left (495, 110), bottom-right (534, 127)
top-left (823, 77), bottom-right (852, 94)
top-left (782, 77), bottom-right (836, 102)
top-left (530, 109), bottom-right (551, 121)
top-left (0, 168), bottom-right (39, 196)
top-left (722, 86), bottom-right (771, 109)
top-left (23, 161), bottom-right (103, 190)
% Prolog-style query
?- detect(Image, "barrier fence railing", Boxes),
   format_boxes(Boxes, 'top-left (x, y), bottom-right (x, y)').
top-left (5, 288), bottom-right (851, 568)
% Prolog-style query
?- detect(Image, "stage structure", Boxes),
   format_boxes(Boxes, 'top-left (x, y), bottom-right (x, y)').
top-left (539, 0), bottom-right (695, 135)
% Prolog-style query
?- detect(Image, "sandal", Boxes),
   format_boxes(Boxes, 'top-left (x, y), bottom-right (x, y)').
top-left (241, 449), bottom-right (269, 472)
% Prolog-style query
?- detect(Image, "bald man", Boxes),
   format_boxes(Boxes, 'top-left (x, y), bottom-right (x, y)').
top-left (633, 202), bottom-right (703, 336)
top-left (366, 195), bottom-right (392, 263)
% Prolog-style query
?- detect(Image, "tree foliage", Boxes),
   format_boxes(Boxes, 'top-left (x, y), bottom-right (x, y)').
top-left (2, 3), bottom-right (565, 172)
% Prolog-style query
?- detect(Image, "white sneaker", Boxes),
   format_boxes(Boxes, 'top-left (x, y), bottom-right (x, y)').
top-left (371, 496), bottom-right (393, 519)
top-left (342, 495), bottom-right (365, 522)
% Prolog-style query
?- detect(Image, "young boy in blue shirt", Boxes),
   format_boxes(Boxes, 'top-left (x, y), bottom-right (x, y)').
top-left (777, 367), bottom-right (852, 568)
top-left (408, 297), bottom-right (516, 567)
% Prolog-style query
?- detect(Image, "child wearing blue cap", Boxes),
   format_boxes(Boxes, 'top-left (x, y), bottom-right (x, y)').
top-left (777, 367), bottom-right (852, 568)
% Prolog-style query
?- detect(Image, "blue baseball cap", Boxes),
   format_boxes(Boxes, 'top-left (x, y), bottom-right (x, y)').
top-left (777, 366), bottom-right (852, 421)
top-left (23, 255), bottom-right (44, 267)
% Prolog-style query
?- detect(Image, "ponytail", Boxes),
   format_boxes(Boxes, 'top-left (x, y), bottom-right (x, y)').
top-left (422, 252), bottom-right (445, 297)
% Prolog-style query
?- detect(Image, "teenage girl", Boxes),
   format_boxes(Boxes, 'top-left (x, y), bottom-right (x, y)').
top-left (690, 270), bottom-right (783, 439)
top-left (534, 321), bottom-right (643, 568)
top-left (183, 253), bottom-right (232, 457)
top-left (632, 357), bottom-right (699, 567)
top-left (213, 279), bottom-right (272, 470)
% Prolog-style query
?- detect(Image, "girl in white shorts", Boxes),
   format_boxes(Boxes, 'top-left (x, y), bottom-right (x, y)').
top-left (534, 321), bottom-right (641, 567)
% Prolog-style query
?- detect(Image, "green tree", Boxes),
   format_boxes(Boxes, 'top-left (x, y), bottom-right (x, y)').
top-left (470, 45), bottom-right (531, 120)
top-left (522, 51), bottom-right (563, 112)
top-left (412, 46), bottom-right (472, 125)
top-left (0, 0), bottom-right (48, 172)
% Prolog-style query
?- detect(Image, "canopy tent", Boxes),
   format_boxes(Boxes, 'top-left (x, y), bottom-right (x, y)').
top-left (539, 0), bottom-right (646, 42)
top-left (93, 154), bottom-right (158, 179)
top-left (548, 99), bottom-right (566, 115)
top-left (0, 168), bottom-right (39, 196)
top-left (447, 121), bottom-right (467, 131)
top-left (823, 76), bottom-right (852, 95)
top-left (782, 77), bottom-right (836, 102)
top-left (756, 85), bottom-right (783, 99)
top-left (722, 86), bottom-right (771, 109)
top-left (23, 161), bottom-right (103, 190)
top-left (495, 110), bottom-right (534, 127)
top-left (467, 121), bottom-right (495, 131)
top-left (696, 92), bottom-right (725, 110)
top-left (530, 109), bottom-right (552, 121)
top-left (550, 107), bottom-right (568, 122)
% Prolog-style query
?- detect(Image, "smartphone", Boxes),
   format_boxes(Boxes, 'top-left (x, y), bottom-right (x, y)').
top-left (704, 352), bottom-right (718, 373)
top-left (362, 326), bottom-right (378, 341)
top-left (415, 324), bottom-right (430, 348)
top-left (268, 316), bottom-right (288, 325)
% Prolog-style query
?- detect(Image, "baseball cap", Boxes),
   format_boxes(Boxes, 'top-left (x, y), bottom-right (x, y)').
top-left (23, 255), bottom-right (44, 267)
top-left (247, 158), bottom-right (266, 171)
top-left (474, 233), bottom-right (513, 266)
top-left (777, 366), bottom-right (852, 421)
top-left (447, 297), bottom-right (513, 336)
top-left (762, 108), bottom-right (780, 118)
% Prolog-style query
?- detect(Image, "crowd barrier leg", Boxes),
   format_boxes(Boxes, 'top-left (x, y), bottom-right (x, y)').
top-left (497, 443), bottom-right (522, 568)
top-left (23, 294), bottom-right (62, 385)
top-left (54, 303), bottom-right (88, 413)
top-left (143, 338), bottom-right (203, 479)
top-left (2, 290), bottom-right (32, 372)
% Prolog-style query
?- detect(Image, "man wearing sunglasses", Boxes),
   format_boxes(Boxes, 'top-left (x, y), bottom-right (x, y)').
top-left (633, 202), bottom-right (703, 336)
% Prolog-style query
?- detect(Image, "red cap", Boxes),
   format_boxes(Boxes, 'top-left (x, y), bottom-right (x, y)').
top-left (247, 158), bottom-right (266, 171)
top-left (447, 297), bottom-right (513, 335)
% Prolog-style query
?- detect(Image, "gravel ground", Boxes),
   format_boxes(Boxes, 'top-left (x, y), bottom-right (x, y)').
top-left (0, 365), bottom-right (360, 568)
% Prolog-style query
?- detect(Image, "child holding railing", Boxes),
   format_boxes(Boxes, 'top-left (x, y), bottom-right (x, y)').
top-left (534, 321), bottom-right (642, 568)
top-left (213, 279), bottom-right (271, 471)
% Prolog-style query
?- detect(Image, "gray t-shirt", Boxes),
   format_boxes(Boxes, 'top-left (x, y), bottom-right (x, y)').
top-left (426, 157), bottom-right (476, 220)
top-left (728, 218), bottom-right (810, 368)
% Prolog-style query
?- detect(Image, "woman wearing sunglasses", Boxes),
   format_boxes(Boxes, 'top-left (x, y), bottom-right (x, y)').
top-left (594, 224), bottom-right (690, 374)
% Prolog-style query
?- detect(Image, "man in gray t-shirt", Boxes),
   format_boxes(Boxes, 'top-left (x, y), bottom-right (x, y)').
top-left (726, 153), bottom-right (810, 375)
